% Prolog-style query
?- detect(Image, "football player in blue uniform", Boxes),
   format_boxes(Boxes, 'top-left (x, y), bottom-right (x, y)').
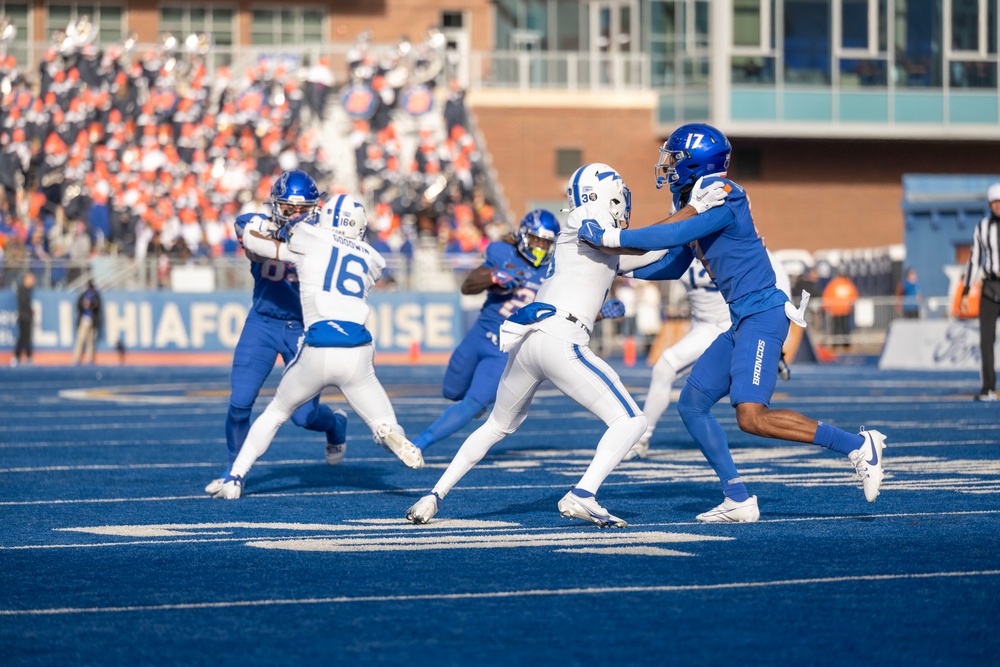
top-left (205, 170), bottom-right (349, 495)
top-left (410, 210), bottom-right (561, 451)
top-left (579, 123), bottom-right (887, 523)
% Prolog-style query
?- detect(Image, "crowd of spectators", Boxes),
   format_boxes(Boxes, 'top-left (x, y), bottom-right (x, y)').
top-left (341, 32), bottom-right (505, 275)
top-left (0, 35), bottom-right (334, 288)
top-left (0, 27), bottom-right (506, 290)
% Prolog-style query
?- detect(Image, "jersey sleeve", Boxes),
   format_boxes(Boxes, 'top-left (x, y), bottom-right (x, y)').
top-left (482, 241), bottom-right (512, 269)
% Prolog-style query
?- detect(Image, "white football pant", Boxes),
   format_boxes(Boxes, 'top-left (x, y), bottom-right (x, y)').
top-left (229, 343), bottom-right (403, 477)
top-left (432, 328), bottom-right (647, 498)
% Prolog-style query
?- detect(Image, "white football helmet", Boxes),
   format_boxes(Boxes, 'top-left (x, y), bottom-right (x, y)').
top-left (318, 194), bottom-right (369, 240)
top-left (566, 163), bottom-right (632, 228)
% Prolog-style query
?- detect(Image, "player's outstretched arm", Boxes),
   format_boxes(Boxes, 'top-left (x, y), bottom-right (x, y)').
top-left (462, 265), bottom-right (523, 294)
top-left (624, 245), bottom-right (695, 281)
top-left (243, 223), bottom-right (294, 263)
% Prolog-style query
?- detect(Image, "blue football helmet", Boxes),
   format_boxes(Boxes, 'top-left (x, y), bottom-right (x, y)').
top-left (271, 170), bottom-right (320, 226)
top-left (516, 209), bottom-right (560, 267)
top-left (655, 123), bottom-right (731, 195)
top-left (566, 163), bottom-right (632, 228)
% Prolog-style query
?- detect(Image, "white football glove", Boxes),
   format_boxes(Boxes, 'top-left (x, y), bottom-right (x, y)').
top-left (689, 177), bottom-right (730, 214)
top-left (243, 216), bottom-right (273, 239)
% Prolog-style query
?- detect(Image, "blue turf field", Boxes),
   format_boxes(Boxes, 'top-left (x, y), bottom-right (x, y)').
top-left (1, 361), bottom-right (999, 666)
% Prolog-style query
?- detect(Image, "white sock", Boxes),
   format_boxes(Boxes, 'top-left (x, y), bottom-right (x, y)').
top-left (432, 417), bottom-right (508, 498)
top-left (230, 405), bottom-right (288, 478)
top-left (576, 414), bottom-right (648, 494)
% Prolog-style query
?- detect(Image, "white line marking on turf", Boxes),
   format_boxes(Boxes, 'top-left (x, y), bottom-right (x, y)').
top-left (2, 570), bottom-right (997, 616)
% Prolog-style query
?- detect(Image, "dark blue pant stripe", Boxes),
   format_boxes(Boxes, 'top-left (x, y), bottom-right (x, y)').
top-left (573, 344), bottom-right (635, 417)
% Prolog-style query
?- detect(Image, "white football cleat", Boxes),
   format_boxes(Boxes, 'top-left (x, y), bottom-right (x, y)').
top-left (849, 428), bottom-right (886, 502)
top-left (405, 493), bottom-right (440, 524)
top-left (375, 425), bottom-right (424, 469)
top-left (622, 434), bottom-right (651, 461)
top-left (696, 496), bottom-right (760, 523)
top-left (211, 474), bottom-right (244, 500)
top-left (558, 491), bottom-right (627, 528)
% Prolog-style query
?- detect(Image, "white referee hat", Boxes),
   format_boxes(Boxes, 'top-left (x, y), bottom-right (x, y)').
top-left (989, 183), bottom-right (1000, 203)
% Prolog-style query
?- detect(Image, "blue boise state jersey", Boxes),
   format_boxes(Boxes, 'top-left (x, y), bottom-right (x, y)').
top-left (476, 241), bottom-right (554, 332)
top-left (235, 213), bottom-right (303, 321)
top-left (669, 178), bottom-right (776, 304)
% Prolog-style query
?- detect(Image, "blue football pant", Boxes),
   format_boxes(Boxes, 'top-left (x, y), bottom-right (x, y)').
top-left (413, 326), bottom-right (507, 449)
top-left (678, 305), bottom-right (788, 486)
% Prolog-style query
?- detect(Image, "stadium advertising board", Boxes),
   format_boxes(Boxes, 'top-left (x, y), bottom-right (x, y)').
top-left (0, 290), bottom-right (462, 354)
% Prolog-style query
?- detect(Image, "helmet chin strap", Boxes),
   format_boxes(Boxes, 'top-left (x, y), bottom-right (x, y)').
top-left (676, 181), bottom-right (695, 205)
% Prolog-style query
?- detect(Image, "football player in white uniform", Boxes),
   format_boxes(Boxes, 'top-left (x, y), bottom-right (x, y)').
top-left (211, 194), bottom-right (423, 500)
top-left (625, 249), bottom-right (793, 460)
top-left (404, 163), bottom-right (726, 528)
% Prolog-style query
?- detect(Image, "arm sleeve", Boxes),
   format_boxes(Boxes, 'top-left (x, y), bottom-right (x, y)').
top-left (627, 245), bottom-right (695, 281)
top-left (619, 206), bottom-right (734, 250)
top-left (244, 229), bottom-right (295, 263)
top-left (618, 248), bottom-right (670, 274)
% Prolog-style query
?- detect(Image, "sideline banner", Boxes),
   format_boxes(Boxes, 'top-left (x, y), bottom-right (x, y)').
top-left (879, 319), bottom-right (1000, 370)
top-left (0, 290), bottom-right (463, 354)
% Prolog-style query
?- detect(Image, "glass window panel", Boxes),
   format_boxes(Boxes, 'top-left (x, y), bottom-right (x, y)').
top-left (839, 58), bottom-right (887, 85)
top-left (990, 0), bottom-right (997, 53)
top-left (213, 9), bottom-right (233, 23)
top-left (842, 0), bottom-right (868, 48)
top-left (48, 5), bottom-right (73, 26)
top-left (280, 10), bottom-right (295, 23)
top-left (733, 0), bottom-right (761, 47)
top-left (951, 0), bottom-right (979, 51)
top-left (732, 55), bottom-right (774, 83)
top-left (303, 10), bottom-right (323, 24)
top-left (251, 31), bottom-right (274, 46)
top-left (950, 60), bottom-right (996, 87)
top-left (895, 0), bottom-right (942, 87)
top-left (555, 0), bottom-right (580, 50)
top-left (161, 7), bottom-right (184, 23)
top-left (98, 7), bottom-right (123, 43)
top-left (190, 8), bottom-right (206, 23)
top-left (783, 0), bottom-right (831, 85)
top-left (76, 5), bottom-right (95, 18)
top-left (252, 10), bottom-right (275, 25)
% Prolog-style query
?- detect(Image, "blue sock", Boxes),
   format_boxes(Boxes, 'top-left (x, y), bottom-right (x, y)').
top-left (723, 477), bottom-right (750, 503)
top-left (677, 383), bottom-right (742, 494)
top-left (813, 422), bottom-right (864, 455)
top-left (572, 487), bottom-right (594, 498)
top-left (412, 397), bottom-right (486, 450)
top-left (225, 405), bottom-right (252, 463)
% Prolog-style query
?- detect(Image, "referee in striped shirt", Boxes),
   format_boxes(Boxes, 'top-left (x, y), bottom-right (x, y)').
top-left (962, 183), bottom-right (1000, 401)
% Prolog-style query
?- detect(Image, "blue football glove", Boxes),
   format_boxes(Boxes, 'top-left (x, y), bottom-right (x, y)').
top-left (578, 219), bottom-right (622, 248)
top-left (578, 219), bottom-right (606, 247)
top-left (600, 297), bottom-right (626, 320)
top-left (278, 211), bottom-right (316, 241)
top-left (490, 268), bottom-right (521, 290)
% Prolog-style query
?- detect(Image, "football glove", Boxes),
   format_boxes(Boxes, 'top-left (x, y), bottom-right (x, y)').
top-left (490, 268), bottom-right (521, 290)
top-left (600, 298), bottom-right (626, 320)
top-left (578, 219), bottom-right (621, 248)
top-left (689, 177), bottom-right (730, 214)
